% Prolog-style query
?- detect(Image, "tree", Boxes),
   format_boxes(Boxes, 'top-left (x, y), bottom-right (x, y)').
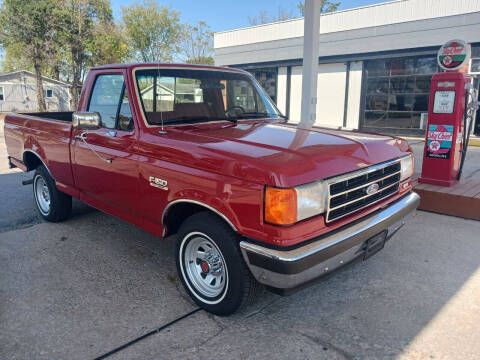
top-left (297, 0), bottom-right (341, 15)
top-left (0, 0), bottom-right (62, 111)
top-left (248, 10), bottom-right (270, 26)
top-left (181, 21), bottom-right (214, 65)
top-left (122, 1), bottom-right (182, 63)
top-left (248, 7), bottom-right (296, 26)
top-left (57, 0), bottom-right (114, 110)
top-left (88, 22), bottom-right (129, 66)
top-left (1, 43), bottom-right (34, 73)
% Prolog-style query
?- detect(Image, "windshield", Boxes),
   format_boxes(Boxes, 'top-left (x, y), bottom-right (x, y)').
top-left (135, 68), bottom-right (282, 126)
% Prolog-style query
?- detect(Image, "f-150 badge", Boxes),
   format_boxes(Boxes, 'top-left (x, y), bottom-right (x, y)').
top-left (149, 176), bottom-right (168, 190)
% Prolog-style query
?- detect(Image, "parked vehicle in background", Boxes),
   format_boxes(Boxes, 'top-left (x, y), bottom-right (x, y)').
top-left (3, 63), bottom-right (419, 315)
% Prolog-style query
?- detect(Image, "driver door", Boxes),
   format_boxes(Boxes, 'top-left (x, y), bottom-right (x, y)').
top-left (72, 71), bottom-right (139, 215)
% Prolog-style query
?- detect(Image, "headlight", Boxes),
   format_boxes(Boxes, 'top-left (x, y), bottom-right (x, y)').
top-left (264, 181), bottom-right (326, 225)
top-left (400, 154), bottom-right (414, 181)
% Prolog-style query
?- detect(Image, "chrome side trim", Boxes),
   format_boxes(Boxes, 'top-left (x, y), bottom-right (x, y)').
top-left (240, 192), bottom-right (419, 264)
top-left (23, 149), bottom-right (54, 180)
top-left (162, 199), bottom-right (238, 235)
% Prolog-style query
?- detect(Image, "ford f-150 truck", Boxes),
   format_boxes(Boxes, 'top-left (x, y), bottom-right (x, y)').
top-left (4, 63), bottom-right (419, 315)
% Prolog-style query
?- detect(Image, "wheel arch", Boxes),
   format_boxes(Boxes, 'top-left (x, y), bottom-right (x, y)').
top-left (23, 150), bottom-right (54, 179)
top-left (162, 200), bottom-right (238, 237)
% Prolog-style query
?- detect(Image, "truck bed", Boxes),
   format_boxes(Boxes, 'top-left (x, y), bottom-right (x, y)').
top-left (22, 112), bottom-right (74, 122)
top-left (4, 112), bottom-right (75, 191)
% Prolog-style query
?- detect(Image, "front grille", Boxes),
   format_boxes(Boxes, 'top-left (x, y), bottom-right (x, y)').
top-left (326, 160), bottom-right (401, 223)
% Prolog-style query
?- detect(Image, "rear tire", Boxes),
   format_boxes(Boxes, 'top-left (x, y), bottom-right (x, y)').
top-left (33, 165), bottom-right (72, 222)
top-left (175, 212), bottom-right (260, 316)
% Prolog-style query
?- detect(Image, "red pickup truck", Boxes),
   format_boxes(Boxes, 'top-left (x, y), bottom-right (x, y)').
top-left (4, 63), bottom-right (419, 315)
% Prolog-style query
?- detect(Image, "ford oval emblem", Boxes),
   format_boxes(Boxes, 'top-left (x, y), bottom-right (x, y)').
top-left (365, 183), bottom-right (380, 195)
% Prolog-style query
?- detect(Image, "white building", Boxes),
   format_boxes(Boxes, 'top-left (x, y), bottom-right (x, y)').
top-left (214, 0), bottom-right (480, 136)
top-left (0, 70), bottom-right (70, 112)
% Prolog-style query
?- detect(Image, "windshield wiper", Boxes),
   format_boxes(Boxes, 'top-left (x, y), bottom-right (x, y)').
top-left (238, 112), bottom-right (270, 118)
top-left (162, 116), bottom-right (237, 125)
top-left (232, 112), bottom-right (287, 120)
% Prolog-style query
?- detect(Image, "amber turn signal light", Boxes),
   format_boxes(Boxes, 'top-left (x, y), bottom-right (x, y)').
top-left (264, 187), bottom-right (297, 225)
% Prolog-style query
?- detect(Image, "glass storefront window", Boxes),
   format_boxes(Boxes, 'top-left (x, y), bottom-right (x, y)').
top-left (363, 55), bottom-right (440, 131)
top-left (415, 57), bottom-right (438, 75)
top-left (471, 46), bottom-right (480, 58)
top-left (391, 58), bottom-right (415, 75)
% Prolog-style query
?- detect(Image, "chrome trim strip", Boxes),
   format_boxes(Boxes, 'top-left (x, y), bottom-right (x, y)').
top-left (240, 191), bottom-right (419, 265)
top-left (329, 181), bottom-right (399, 212)
top-left (162, 199), bottom-right (238, 235)
top-left (23, 149), bottom-right (54, 180)
top-left (330, 170), bottom-right (400, 198)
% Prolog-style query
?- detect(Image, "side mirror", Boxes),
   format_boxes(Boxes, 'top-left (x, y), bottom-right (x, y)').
top-left (72, 112), bottom-right (101, 130)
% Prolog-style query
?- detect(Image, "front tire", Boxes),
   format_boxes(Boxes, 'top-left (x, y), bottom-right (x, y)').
top-left (33, 165), bottom-right (72, 222)
top-left (175, 212), bottom-right (260, 315)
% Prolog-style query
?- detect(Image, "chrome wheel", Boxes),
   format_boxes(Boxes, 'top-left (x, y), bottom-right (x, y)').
top-left (182, 232), bottom-right (228, 300)
top-left (34, 175), bottom-right (51, 215)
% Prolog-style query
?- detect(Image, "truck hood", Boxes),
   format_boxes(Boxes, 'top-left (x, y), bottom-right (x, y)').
top-left (147, 121), bottom-right (411, 187)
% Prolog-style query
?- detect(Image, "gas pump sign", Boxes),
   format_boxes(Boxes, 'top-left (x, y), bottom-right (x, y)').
top-left (426, 124), bottom-right (453, 159)
top-left (433, 91), bottom-right (455, 113)
top-left (437, 39), bottom-right (470, 71)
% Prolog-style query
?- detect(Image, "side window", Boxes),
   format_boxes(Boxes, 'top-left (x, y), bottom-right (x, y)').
top-left (88, 74), bottom-right (124, 129)
top-left (118, 90), bottom-right (134, 131)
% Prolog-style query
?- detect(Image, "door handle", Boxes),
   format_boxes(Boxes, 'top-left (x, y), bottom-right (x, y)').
top-left (105, 130), bottom-right (117, 137)
top-left (75, 131), bottom-right (112, 164)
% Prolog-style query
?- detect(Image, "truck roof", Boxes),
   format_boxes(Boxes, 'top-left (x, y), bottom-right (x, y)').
top-left (91, 63), bottom-right (245, 73)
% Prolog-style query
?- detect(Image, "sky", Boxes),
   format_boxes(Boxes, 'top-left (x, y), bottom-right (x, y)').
top-left (110, 0), bottom-right (387, 32)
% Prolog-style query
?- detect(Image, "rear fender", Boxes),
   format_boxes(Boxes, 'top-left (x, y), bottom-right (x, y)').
top-left (22, 144), bottom-right (53, 179)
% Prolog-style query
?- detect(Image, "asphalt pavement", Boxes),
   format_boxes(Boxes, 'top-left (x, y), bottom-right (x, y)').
top-left (1, 117), bottom-right (479, 359)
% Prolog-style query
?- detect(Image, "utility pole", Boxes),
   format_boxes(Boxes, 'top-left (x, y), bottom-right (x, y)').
top-left (299, 0), bottom-right (321, 129)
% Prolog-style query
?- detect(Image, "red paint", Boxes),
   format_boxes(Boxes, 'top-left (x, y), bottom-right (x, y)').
top-left (4, 63), bottom-right (413, 248)
top-left (419, 72), bottom-right (471, 187)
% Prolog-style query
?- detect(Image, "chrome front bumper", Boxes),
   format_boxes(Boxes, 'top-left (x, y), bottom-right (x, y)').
top-left (240, 192), bottom-right (420, 292)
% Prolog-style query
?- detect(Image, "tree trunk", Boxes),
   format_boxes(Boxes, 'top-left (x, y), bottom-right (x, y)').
top-left (70, 47), bottom-right (82, 111)
top-left (52, 63), bottom-right (60, 81)
top-left (34, 62), bottom-right (46, 112)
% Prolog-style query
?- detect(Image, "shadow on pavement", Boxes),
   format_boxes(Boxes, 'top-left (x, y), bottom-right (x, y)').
top-left (0, 171), bottom-right (95, 233)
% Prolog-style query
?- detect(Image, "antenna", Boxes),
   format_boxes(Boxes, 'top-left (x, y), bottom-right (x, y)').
top-left (157, 61), bottom-right (167, 135)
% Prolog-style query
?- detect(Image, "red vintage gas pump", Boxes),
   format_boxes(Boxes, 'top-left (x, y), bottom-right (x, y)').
top-left (419, 40), bottom-right (476, 187)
